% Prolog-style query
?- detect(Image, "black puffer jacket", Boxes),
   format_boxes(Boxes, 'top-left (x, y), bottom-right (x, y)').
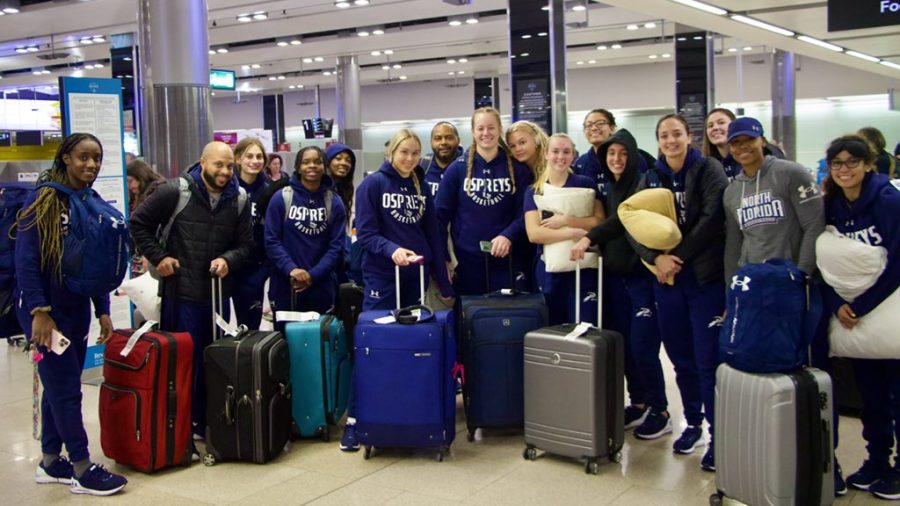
top-left (130, 164), bottom-right (253, 303)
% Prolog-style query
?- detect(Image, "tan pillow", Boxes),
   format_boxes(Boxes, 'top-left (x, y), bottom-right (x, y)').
top-left (618, 188), bottom-right (682, 283)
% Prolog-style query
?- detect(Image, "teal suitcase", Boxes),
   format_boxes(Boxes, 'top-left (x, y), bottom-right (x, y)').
top-left (285, 314), bottom-right (352, 440)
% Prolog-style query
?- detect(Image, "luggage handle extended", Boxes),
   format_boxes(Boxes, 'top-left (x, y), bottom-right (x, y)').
top-left (394, 260), bottom-right (426, 310)
top-left (210, 269), bottom-right (244, 340)
top-left (574, 257), bottom-right (603, 328)
top-left (482, 249), bottom-right (516, 294)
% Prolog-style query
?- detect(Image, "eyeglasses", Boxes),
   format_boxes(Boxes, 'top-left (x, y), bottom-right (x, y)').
top-left (829, 158), bottom-right (861, 171)
top-left (583, 121), bottom-right (610, 131)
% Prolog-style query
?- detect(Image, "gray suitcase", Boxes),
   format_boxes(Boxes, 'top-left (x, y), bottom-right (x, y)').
top-left (713, 363), bottom-right (834, 506)
top-left (522, 260), bottom-right (625, 474)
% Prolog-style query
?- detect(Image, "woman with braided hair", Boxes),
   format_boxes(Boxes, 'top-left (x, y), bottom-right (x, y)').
top-left (435, 108), bottom-right (534, 296)
top-left (14, 133), bottom-right (127, 495)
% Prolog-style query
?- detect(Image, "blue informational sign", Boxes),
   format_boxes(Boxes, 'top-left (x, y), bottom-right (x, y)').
top-left (59, 76), bottom-right (129, 370)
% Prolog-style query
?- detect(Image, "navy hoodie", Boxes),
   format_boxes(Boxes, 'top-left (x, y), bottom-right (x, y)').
top-left (264, 172), bottom-right (346, 295)
top-left (435, 148), bottom-right (534, 258)
top-left (824, 172), bottom-right (900, 317)
top-left (239, 172), bottom-right (270, 264)
top-left (356, 161), bottom-right (452, 297)
top-left (575, 144), bottom-right (653, 200)
top-left (15, 185), bottom-right (110, 319)
top-left (423, 146), bottom-right (464, 199)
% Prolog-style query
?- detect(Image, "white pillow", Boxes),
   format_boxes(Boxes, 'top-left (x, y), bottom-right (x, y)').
top-left (815, 226), bottom-right (887, 302)
top-left (118, 272), bottom-right (161, 322)
top-left (829, 288), bottom-right (900, 359)
top-left (533, 185), bottom-right (598, 273)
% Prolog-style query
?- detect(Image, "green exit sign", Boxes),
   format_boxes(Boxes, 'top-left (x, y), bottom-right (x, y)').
top-left (210, 69), bottom-right (236, 90)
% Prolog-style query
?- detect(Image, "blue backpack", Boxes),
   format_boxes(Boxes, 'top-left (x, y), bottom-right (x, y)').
top-left (719, 259), bottom-right (821, 373)
top-left (39, 183), bottom-right (131, 298)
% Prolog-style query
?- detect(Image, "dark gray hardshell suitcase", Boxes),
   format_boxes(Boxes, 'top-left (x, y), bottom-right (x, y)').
top-left (522, 260), bottom-right (625, 474)
top-left (714, 363), bottom-right (834, 506)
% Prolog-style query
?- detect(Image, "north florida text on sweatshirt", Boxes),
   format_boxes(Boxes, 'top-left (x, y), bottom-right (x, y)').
top-left (356, 161), bottom-right (452, 296)
top-left (264, 173), bottom-right (346, 288)
top-left (435, 148), bottom-right (534, 257)
top-left (824, 171), bottom-right (900, 317)
top-left (722, 156), bottom-right (824, 281)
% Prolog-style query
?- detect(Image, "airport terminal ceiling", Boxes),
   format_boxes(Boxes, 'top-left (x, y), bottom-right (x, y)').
top-left (0, 0), bottom-right (897, 96)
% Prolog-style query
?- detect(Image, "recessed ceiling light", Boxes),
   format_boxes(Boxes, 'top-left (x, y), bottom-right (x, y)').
top-left (26, 45), bottom-right (37, 52)
top-left (661, 53), bottom-right (671, 58)
top-left (32, 69), bottom-right (43, 75)
top-left (879, 61), bottom-right (900, 70)
top-left (3, 7), bottom-right (19, 14)
top-left (588, 59), bottom-right (596, 64)
top-left (521, 52), bottom-right (529, 57)
top-left (277, 41), bottom-right (288, 47)
top-left (522, 34), bottom-right (531, 39)
top-left (15, 47), bottom-right (27, 54)
top-left (290, 39), bottom-right (302, 45)
top-left (730, 14), bottom-right (795, 37)
top-left (354, 0), bottom-right (370, 5)
top-left (846, 50), bottom-right (880, 63)
top-left (448, 20), bottom-right (462, 27)
top-left (123, 57), bottom-right (132, 61)
top-left (728, 48), bottom-right (737, 52)
top-left (797, 35), bottom-right (843, 52)
top-left (538, 32), bottom-right (547, 37)
top-left (572, 5), bottom-right (586, 11)
top-left (382, 65), bottom-right (390, 70)
top-left (743, 46), bottom-right (752, 51)
top-left (81, 38), bottom-right (94, 45)
top-left (465, 17), bottom-right (478, 24)
top-left (357, 30), bottom-right (370, 37)
top-left (372, 28), bottom-right (384, 35)
top-left (597, 45), bottom-right (607, 50)
top-left (677, 37), bottom-right (687, 41)
top-left (334, 1), bottom-right (350, 8)
top-left (94, 63), bottom-right (103, 68)
top-left (208, 50), bottom-right (215, 55)
top-left (399, 75), bottom-right (407, 80)
top-left (252, 11), bottom-right (267, 20)
top-left (371, 50), bottom-right (381, 56)
top-left (576, 61), bottom-right (584, 65)
top-left (611, 44), bottom-right (622, 49)
top-left (269, 76), bottom-right (277, 81)
top-left (392, 64), bottom-right (401, 69)
top-left (383, 49), bottom-right (394, 55)
top-left (457, 70), bottom-right (464, 74)
top-left (211, 92), bottom-right (216, 96)
top-left (289, 85), bottom-right (296, 89)
top-left (314, 56), bottom-right (324, 62)
top-left (649, 55), bottom-right (658, 59)
top-left (459, 58), bottom-right (468, 63)
top-left (92, 36), bottom-right (105, 43)
top-left (626, 24), bottom-right (639, 30)
top-left (644, 22), bottom-right (656, 29)
top-left (275, 75), bottom-right (283, 80)
top-left (693, 35), bottom-right (703, 40)
top-left (303, 58), bottom-right (313, 63)
top-left (323, 71), bottom-right (332, 76)
top-left (242, 65), bottom-right (250, 70)
top-left (447, 59), bottom-right (456, 64)
top-left (237, 14), bottom-right (252, 22)
top-left (448, 71), bottom-right (455, 75)
top-left (217, 48), bottom-right (228, 54)
top-left (251, 64), bottom-right (261, 69)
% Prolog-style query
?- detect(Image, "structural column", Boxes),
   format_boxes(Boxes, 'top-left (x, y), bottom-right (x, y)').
top-left (508, 0), bottom-right (566, 134)
top-left (138, 0), bottom-right (212, 178)
top-left (263, 94), bottom-right (286, 146)
top-left (336, 55), bottom-right (362, 161)
top-left (674, 28), bottom-right (715, 147)
top-left (771, 50), bottom-right (796, 160)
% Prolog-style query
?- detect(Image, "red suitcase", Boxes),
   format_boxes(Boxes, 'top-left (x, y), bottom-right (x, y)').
top-left (100, 321), bottom-right (194, 472)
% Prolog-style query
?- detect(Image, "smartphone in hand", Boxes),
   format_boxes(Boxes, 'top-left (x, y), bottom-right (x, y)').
top-left (479, 240), bottom-right (493, 253)
top-left (50, 329), bottom-right (70, 355)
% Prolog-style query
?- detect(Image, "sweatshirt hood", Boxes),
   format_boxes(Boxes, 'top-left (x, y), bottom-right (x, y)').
top-left (850, 171), bottom-right (893, 210)
top-left (325, 143), bottom-right (356, 174)
top-left (598, 129), bottom-right (641, 189)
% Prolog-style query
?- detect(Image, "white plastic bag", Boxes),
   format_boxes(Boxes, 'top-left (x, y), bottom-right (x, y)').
top-left (118, 272), bottom-right (161, 322)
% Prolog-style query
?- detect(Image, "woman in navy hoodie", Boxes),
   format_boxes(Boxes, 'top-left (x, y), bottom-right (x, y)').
top-left (265, 146), bottom-right (346, 328)
top-left (15, 133), bottom-right (127, 495)
top-left (436, 107), bottom-right (534, 295)
top-left (629, 114), bottom-right (727, 471)
top-left (822, 135), bottom-right (900, 500)
top-left (355, 128), bottom-right (453, 310)
top-left (231, 137), bottom-right (270, 329)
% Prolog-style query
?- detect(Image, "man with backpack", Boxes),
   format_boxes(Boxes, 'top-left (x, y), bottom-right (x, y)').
top-left (130, 141), bottom-right (253, 438)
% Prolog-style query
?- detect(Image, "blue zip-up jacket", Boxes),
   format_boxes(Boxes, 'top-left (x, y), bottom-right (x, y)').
top-left (423, 146), bottom-right (464, 199)
top-left (239, 173), bottom-right (270, 264)
top-left (265, 173), bottom-right (346, 290)
top-left (15, 186), bottom-right (110, 318)
top-left (356, 161), bottom-right (452, 297)
top-left (824, 172), bottom-right (900, 317)
top-left (435, 148), bottom-right (533, 258)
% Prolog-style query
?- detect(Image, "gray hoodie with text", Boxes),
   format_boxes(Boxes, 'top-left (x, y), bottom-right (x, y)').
top-left (723, 155), bottom-right (825, 283)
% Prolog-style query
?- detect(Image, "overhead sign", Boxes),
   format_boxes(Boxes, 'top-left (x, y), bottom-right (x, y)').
top-left (828, 0), bottom-right (900, 31)
top-left (210, 69), bottom-right (236, 90)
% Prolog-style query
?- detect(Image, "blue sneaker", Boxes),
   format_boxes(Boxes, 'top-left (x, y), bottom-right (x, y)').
top-left (35, 456), bottom-right (73, 485)
top-left (834, 460), bottom-right (847, 497)
top-left (633, 410), bottom-right (672, 440)
top-left (870, 467), bottom-right (900, 501)
top-left (70, 464), bottom-right (127, 496)
top-left (624, 405), bottom-right (649, 430)
top-left (340, 423), bottom-right (359, 452)
top-left (673, 425), bottom-right (704, 454)
top-left (700, 441), bottom-right (715, 472)
top-left (847, 460), bottom-right (890, 491)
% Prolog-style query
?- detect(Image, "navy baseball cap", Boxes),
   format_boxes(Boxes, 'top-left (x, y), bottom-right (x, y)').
top-left (727, 117), bottom-right (764, 143)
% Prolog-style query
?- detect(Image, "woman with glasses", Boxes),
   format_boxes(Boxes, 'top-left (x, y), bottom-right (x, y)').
top-left (575, 109), bottom-right (654, 199)
top-left (822, 135), bottom-right (900, 500)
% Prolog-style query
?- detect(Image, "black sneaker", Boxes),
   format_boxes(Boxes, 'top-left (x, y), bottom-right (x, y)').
top-left (35, 456), bottom-right (73, 485)
top-left (70, 464), bottom-right (127, 496)
top-left (633, 410), bottom-right (672, 440)
top-left (673, 425), bottom-right (704, 454)
top-left (340, 423), bottom-right (360, 452)
top-left (847, 460), bottom-right (891, 491)
top-left (624, 405), bottom-right (649, 430)
top-left (834, 460), bottom-right (847, 497)
top-left (870, 467), bottom-right (900, 501)
top-left (700, 442), bottom-right (715, 472)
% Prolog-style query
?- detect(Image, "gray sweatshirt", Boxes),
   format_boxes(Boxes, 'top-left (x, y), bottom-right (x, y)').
top-left (723, 156), bottom-right (825, 283)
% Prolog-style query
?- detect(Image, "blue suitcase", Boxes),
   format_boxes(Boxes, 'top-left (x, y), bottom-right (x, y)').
top-left (458, 254), bottom-right (548, 440)
top-left (353, 265), bottom-right (457, 461)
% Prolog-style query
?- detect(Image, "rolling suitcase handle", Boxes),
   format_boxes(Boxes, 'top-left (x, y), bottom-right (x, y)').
top-left (210, 268), bottom-right (224, 341)
top-left (482, 249), bottom-right (516, 294)
top-left (394, 259), bottom-right (427, 310)
top-left (574, 257), bottom-right (603, 328)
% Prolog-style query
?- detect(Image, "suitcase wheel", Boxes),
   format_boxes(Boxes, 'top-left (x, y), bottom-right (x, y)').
top-left (435, 451), bottom-right (444, 462)
top-left (319, 426), bottom-right (330, 443)
top-left (609, 450), bottom-right (622, 463)
top-left (523, 446), bottom-right (537, 461)
top-left (708, 492), bottom-right (723, 506)
top-left (202, 453), bottom-right (217, 467)
top-left (585, 460), bottom-right (600, 475)
top-left (466, 429), bottom-right (475, 442)
top-left (363, 446), bottom-right (373, 460)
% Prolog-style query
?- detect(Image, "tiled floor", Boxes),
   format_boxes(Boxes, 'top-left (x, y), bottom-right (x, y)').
top-left (0, 339), bottom-right (888, 505)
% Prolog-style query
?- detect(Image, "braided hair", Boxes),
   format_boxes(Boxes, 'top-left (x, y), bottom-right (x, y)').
top-left (465, 107), bottom-right (516, 198)
top-left (14, 133), bottom-right (103, 281)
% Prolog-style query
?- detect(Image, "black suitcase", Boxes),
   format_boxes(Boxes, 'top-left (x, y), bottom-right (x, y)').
top-left (202, 276), bottom-right (292, 465)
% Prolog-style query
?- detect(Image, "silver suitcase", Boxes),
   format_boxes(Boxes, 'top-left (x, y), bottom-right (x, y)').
top-left (714, 363), bottom-right (834, 506)
top-left (523, 260), bottom-right (625, 474)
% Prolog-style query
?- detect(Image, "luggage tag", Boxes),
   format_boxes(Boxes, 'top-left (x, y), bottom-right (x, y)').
top-left (564, 322), bottom-right (592, 340)
top-left (215, 313), bottom-right (241, 337)
top-left (120, 320), bottom-right (158, 357)
top-left (275, 310), bottom-right (320, 322)
top-left (374, 315), bottom-right (396, 324)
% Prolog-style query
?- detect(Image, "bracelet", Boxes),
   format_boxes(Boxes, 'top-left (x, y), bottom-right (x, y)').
top-left (30, 306), bottom-right (51, 315)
